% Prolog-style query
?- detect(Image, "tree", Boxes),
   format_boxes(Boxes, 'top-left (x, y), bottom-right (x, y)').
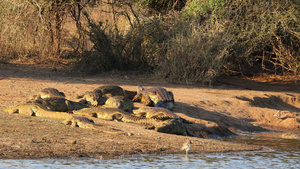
top-left (30, 0), bottom-right (97, 57)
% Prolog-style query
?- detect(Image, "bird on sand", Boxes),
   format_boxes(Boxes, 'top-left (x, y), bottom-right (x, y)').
top-left (181, 140), bottom-right (192, 157)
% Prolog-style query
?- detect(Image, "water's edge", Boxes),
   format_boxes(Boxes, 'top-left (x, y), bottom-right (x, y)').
top-left (1, 132), bottom-right (299, 169)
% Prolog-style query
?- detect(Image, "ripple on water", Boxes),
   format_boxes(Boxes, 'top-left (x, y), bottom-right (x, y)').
top-left (0, 133), bottom-right (299, 169)
top-left (0, 151), bottom-right (299, 169)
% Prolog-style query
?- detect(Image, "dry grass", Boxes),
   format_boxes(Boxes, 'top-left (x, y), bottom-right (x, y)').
top-left (0, 0), bottom-right (299, 84)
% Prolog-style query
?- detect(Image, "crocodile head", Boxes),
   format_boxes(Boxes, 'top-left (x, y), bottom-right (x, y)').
top-left (104, 96), bottom-right (133, 112)
top-left (79, 91), bottom-right (106, 106)
top-left (155, 119), bottom-right (188, 135)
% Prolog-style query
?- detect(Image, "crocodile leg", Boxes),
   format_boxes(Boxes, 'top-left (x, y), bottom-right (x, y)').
top-left (141, 95), bottom-right (153, 106)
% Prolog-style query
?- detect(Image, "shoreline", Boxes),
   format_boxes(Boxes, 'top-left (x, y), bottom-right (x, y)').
top-left (0, 64), bottom-right (299, 159)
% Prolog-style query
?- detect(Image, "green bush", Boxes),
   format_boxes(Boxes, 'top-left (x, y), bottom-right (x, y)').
top-left (79, 0), bottom-right (299, 82)
top-left (3, 0), bottom-right (298, 83)
top-left (155, 0), bottom-right (299, 83)
top-left (219, 0), bottom-right (300, 76)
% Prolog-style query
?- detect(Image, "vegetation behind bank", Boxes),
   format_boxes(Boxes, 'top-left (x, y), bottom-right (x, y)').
top-left (0, 0), bottom-right (299, 84)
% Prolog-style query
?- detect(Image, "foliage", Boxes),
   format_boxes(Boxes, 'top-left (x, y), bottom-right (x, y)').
top-left (178, 0), bottom-right (300, 77)
top-left (0, 0), bottom-right (96, 61)
top-left (138, 0), bottom-right (186, 12)
top-left (75, 12), bottom-right (155, 74)
top-left (218, 0), bottom-right (300, 76)
top-left (0, 0), bottom-right (299, 83)
top-left (156, 27), bottom-right (229, 85)
top-left (75, 20), bottom-right (116, 74)
top-left (0, 0), bottom-right (42, 60)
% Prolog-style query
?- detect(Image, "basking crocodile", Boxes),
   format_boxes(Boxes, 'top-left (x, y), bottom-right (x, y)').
top-left (133, 107), bottom-right (180, 120)
top-left (73, 107), bottom-right (154, 123)
top-left (103, 96), bottom-right (134, 112)
top-left (73, 107), bottom-right (190, 135)
top-left (94, 85), bottom-right (127, 98)
top-left (155, 118), bottom-right (190, 136)
top-left (30, 88), bottom-right (65, 100)
top-left (3, 102), bottom-right (125, 134)
top-left (132, 86), bottom-right (175, 110)
top-left (3, 102), bottom-right (74, 119)
top-left (77, 91), bottom-right (106, 106)
top-left (30, 97), bottom-right (89, 112)
top-left (62, 116), bottom-right (125, 135)
top-left (77, 85), bottom-right (136, 106)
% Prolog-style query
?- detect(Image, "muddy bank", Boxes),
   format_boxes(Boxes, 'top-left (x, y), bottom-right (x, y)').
top-left (0, 64), bottom-right (299, 159)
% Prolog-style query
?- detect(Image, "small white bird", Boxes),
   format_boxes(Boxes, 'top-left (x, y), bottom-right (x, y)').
top-left (181, 140), bottom-right (192, 157)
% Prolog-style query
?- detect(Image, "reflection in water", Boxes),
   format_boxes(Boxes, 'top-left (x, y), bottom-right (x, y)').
top-left (0, 133), bottom-right (299, 169)
top-left (1, 151), bottom-right (299, 169)
top-left (224, 132), bottom-right (300, 151)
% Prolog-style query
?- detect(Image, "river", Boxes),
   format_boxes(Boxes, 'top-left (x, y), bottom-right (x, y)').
top-left (1, 132), bottom-right (299, 169)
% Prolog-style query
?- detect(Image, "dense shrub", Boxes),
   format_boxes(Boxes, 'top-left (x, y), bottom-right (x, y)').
top-left (138, 0), bottom-right (186, 12)
top-left (157, 0), bottom-right (299, 84)
top-left (1, 0), bottom-right (299, 83)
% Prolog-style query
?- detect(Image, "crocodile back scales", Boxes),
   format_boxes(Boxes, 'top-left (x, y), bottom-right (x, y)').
top-left (134, 107), bottom-right (180, 119)
top-left (143, 87), bottom-right (173, 102)
top-left (73, 107), bottom-right (163, 126)
top-left (94, 85), bottom-right (126, 98)
top-left (29, 97), bottom-right (88, 112)
top-left (40, 88), bottom-right (65, 98)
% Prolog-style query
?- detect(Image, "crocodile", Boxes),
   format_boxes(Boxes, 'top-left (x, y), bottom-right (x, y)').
top-left (133, 107), bottom-right (192, 124)
top-left (155, 118), bottom-right (190, 136)
top-left (103, 96), bottom-right (134, 112)
top-left (77, 91), bottom-right (106, 106)
top-left (61, 116), bottom-right (125, 135)
top-left (3, 102), bottom-right (125, 134)
top-left (132, 86), bottom-right (175, 110)
top-left (73, 107), bottom-right (154, 123)
top-left (3, 102), bottom-right (74, 119)
top-left (133, 107), bottom-right (180, 120)
top-left (29, 97), bottom-right (89, 112)
top-left (77, 85), bottom-right (136, 106)
top-left (30, 88), bottom-right (65, 100)
top-left (94, 85), bottom-right (127, 98)
top-left (73, 107), bottom-right (190, 135)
